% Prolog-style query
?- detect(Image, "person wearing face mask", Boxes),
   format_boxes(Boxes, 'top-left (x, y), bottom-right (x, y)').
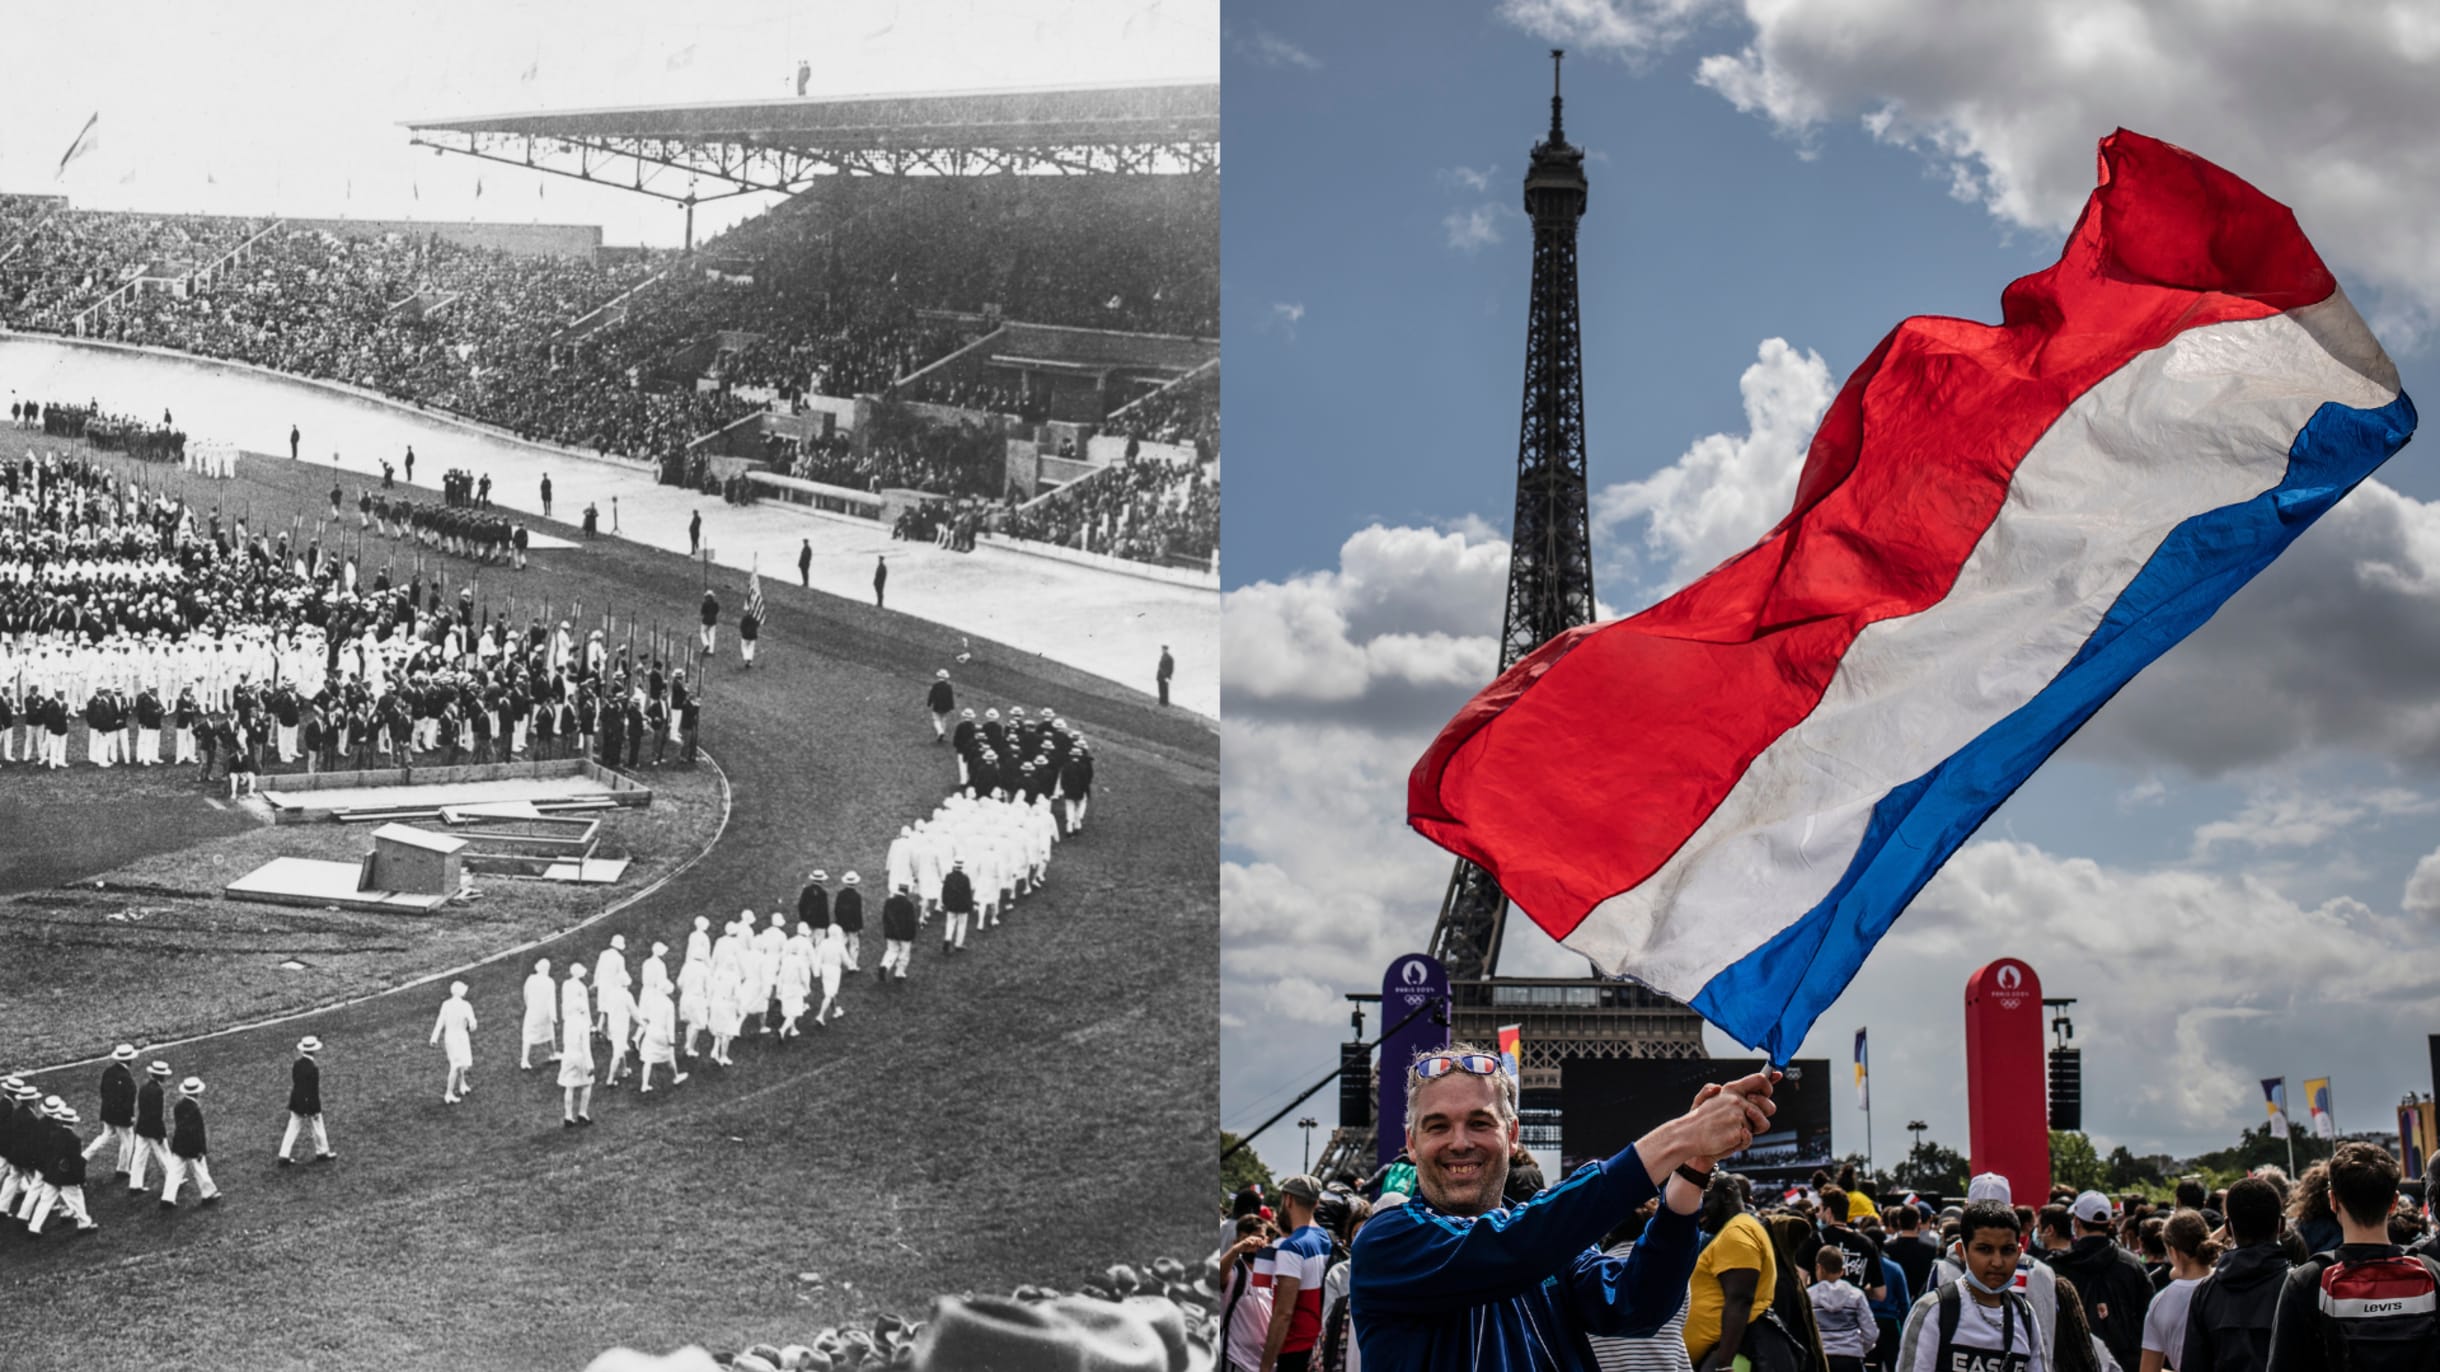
top-left (1902, 1201), bottom-right (2052, 1372)
top-left (1349, 1047), bottom-right (1777, 1371)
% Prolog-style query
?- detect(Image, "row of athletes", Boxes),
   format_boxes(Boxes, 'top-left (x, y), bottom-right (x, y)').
top-left (0, 660), bottom-right (709, 777)
top-left (348, 485), bottom-right (532, 569)
top-left (0, 1047), bottom-right (282, 1237)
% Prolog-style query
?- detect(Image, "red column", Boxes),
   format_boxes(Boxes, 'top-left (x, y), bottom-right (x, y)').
top-left (1964, 958), bottom-right (2050, 1202)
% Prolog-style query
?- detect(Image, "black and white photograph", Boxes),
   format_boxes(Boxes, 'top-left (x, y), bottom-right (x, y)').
top-left (0, 3), bottom-right (1217, 1367)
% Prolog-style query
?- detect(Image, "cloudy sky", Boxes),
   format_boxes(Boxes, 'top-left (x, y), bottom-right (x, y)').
top-left (1223, 0), bottom-right (2440, 1179)
top-left (0, 0), bottom-right (1216, 248)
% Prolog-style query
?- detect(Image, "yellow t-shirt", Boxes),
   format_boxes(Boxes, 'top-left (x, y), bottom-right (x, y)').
top-left (1846, 1191), bottom-right (1879, 1222)
top-left (1684, 1211), bottom-right (1779, 1361)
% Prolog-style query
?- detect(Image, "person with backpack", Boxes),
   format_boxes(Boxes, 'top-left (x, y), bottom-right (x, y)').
top-left (1812, 1246), bottom-right (1879, 1372)
top-left (2264, 1142), bottom-right (2436, 1372)
top-left (2052, 1192), bottom-right (2158, 1372)
top-left (1898, 1200), bottom-right (2052, 1372)
top-left (2180, 1178), bottom-right (2289, 1372)
top-left (2139, 1212), bottom-right (2222, 1372)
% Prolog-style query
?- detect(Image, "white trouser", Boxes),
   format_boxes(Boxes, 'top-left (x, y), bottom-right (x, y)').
top-left (839, 932), bottom-right (859, 972)
top-left (162, 1152), bottom-right (219, 1203)
top-left (933, 711), bottom-right (948, 739)
top-left (29, 1182), bottom-right (92, 1233)
top-left (88, 730), bottom-right (108, 766)
top-left (278, 1112), bottom-right (329, 1160)
top-left (278, 723), bottom-right (298, 760)
top-left (946, 910), bottom-right (968, 948)
top-left (138, 727), bottom-right (160, 763)
top-left (883, 938), bottom-right (911, 976)
top-left (0, 1161), bottom-right (25, 1211)
top-left (127, 1136), bottom-right (169, 1191)
top-left (176, 726), bottom-right (196, 762)
top-left (82, 1122), bottom-right (134, 1169)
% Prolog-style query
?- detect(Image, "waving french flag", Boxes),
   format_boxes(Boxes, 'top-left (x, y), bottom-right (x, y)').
top-left (1409, 131), bottom-right (2417, 1061)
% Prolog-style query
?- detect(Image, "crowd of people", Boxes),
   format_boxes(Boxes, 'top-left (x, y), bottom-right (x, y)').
top-left (0, 447), bottom-right (710, 786)
top-left (0, 659), bottom-right (1101, 1236)
top-left (17, 398), bottom-right (188, 464)
top-left (1112, 366), bottom-right (1219, 456)
top-left (1001, 454), bottom-right (1219, 568)
top-left (1221, 1055), bottom-right (2440, 1372)
top-left (0, 174), bottom-right (1215, 490)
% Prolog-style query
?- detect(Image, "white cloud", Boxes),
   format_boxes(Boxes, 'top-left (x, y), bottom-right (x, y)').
top-left (1443, 203), bottom-right (1508, 254)
top-left (1438, 165), bottom-right (1496, 193)
top-left (2074, 479), bottom-right (2440, 776)
top-left (1592, 336), bottom-right (1834, 597)
top-left (2118, 776), bottom-right (2168, 810)
top-left (2191, 785), bottom-right (2433, 857)
top-left (1262, 300), bottom-right (1307, 340)
top-left (2406, 849), bottom-right (2440, 918)
top-left (1685, 0), bottom-right (2440, 326)
top-left (1242, 29), bottom-right (1323, 71)
top-left (1496, 0), bottom-right (1728, 61)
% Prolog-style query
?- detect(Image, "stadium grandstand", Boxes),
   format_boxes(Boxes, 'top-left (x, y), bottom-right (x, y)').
top-left (0, 80), bottom-right (1217, 574)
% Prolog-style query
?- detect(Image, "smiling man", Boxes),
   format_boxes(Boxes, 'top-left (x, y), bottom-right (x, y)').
top-left (1349, 1046), bottom-right (1778, 1369)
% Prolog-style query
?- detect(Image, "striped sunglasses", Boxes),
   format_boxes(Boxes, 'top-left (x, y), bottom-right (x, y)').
top-left (1413, 1053), bottom-right (1503, 1080)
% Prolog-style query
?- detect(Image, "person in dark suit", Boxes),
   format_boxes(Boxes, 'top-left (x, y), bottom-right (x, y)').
top-left (1060, 742), bottom-right (1095, 834)
top-left (1157, 644), bottom-right (1175, 707)
top-left (927, 670), bottom-right (956, 743)
top-left (540, 472), bottom-right (553, 517)
top-left (873, 554), bottom-right (888, 609)
top-left (798, 538), bottom-right (812, 587)
top-left (129, 1061), bottom-right (171, 1194)
top-left (739, 599), bottom-right (761, 668)
top-left (278, 1037), bottom-right (334, 1165)
top-left (688, 508), bottom-right (702, 555)
top-left (941, 858), bottom-right (975, 954)
top-left (699, 589), bottom-right (721, 656)
top-left (835, 872), bottom-right (866, 974)
top-left (798, 870), bottom-right (832, 935)
top-left (162, 1077), bottom-right (219, 1208)
top-left (28, 1098), bottom-right (96, 1235)
top-left (881, 883), bottom-right (920, 982)
top-left (84, 1044), bottom-right (139, 1179)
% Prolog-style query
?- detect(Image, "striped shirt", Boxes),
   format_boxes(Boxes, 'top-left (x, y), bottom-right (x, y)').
top-left (1592, 1242), bottom-right (1695, 1372)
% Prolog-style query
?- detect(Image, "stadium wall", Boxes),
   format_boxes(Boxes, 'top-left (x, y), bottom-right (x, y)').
top-left (5, 331), bottom-right (659, 477)
top-left (281, 217), bottom-right (605, 261)
top-left (978, 532), bottom-right (1217, 590)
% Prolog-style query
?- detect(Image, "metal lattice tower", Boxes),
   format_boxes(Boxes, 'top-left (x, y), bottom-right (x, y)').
top-left (1428, 51), bottom-right (1597, 984)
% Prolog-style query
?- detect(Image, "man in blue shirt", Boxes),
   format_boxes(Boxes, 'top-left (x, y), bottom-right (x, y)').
top-left (1351, 1046), bottom-right (1778, 1370)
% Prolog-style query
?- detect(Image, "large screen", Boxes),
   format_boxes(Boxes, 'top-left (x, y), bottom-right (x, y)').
top-left (1559, 1058), bottom-right (1834, 1179)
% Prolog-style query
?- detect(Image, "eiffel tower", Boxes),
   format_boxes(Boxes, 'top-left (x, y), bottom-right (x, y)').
top-left (1321, 55), bottom-right (1708, 1186)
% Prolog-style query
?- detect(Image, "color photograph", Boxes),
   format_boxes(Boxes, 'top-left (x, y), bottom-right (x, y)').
top-left (1223, 1), bottom-right (2440, 1365)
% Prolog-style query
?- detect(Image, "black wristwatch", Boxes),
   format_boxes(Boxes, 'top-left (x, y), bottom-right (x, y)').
top-left (1675, 1163), bottom-right (1714, 1189)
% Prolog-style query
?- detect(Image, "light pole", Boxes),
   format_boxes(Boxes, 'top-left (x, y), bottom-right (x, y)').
top-left (1905, 1119), bottom-right (1928, 1185)
top-left (1299, 1116), bottom-right (1319, 1175)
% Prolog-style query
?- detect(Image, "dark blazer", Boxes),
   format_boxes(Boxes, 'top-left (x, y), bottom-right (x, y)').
top-left (98, 1061), bottom-right (137, 1127)
top-left (170, 1097), bottom-right (208, 1158)
top-left (941, 870), bottom-right (975, 914)
top-left (832, 888), bottom-right (864, 933)
top-left (289, 1056), bottom-right (321, 1116)
top-left (882, 893), bottom-right (920, 940)
top-left (797, 884), bottom-right (831, 928)
top-left (134, 1079), bottom-right (167, 1140)
top-left (44, 1119), bottom-right (85, 1186)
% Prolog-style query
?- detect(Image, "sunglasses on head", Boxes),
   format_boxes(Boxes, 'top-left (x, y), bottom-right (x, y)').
top-left (1414, 1053), bottom-right (1503, 1080)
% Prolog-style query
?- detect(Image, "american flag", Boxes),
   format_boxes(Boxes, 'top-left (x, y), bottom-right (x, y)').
top-left (746, 570), bottom-right (766, 629)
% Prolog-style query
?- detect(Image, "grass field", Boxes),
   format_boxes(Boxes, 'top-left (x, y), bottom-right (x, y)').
top-left (0, 761), bottom-right (723, 1069)
top-left (0, 438), bottom-right (1219, 1371)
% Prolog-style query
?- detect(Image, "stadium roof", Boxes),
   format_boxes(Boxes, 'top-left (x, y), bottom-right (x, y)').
top-left (405, 81), bottom-right (1217, 210)
top-left (409, 80), bottom-right (1215, 150)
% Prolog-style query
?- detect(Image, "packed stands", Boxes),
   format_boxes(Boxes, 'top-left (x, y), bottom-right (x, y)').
top-left (1110, 363), bottom-right (1218, 457)
top-left (1000, 454), bottom-right (1217, 569)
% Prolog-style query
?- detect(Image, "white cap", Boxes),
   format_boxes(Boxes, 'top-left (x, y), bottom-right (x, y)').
top-left (2072, 1190), bottom-right (2115, 1225)
top-left (1966, 1172), bottom-right (2012, 1205)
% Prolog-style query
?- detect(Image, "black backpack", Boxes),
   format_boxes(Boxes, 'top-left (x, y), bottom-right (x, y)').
top-left (2312, 1253), bottom-right (2440, 1372)
top-left (2188, 1270), bottom-right (2278, 1372)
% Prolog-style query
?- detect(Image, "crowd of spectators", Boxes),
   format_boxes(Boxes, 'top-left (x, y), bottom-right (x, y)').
top-left (1000, 455), bottom-right (1217, 568)
top-left (786, 401), bottom-right (1012, 500)
top-left (1, 175), bottom-right (1215, 505)
top-left (1113, 365), bottom-right (1218, 457)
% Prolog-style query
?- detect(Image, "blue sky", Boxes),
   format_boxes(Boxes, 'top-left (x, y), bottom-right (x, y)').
top-left (1221, 0), bottom-right (2440, 1180)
